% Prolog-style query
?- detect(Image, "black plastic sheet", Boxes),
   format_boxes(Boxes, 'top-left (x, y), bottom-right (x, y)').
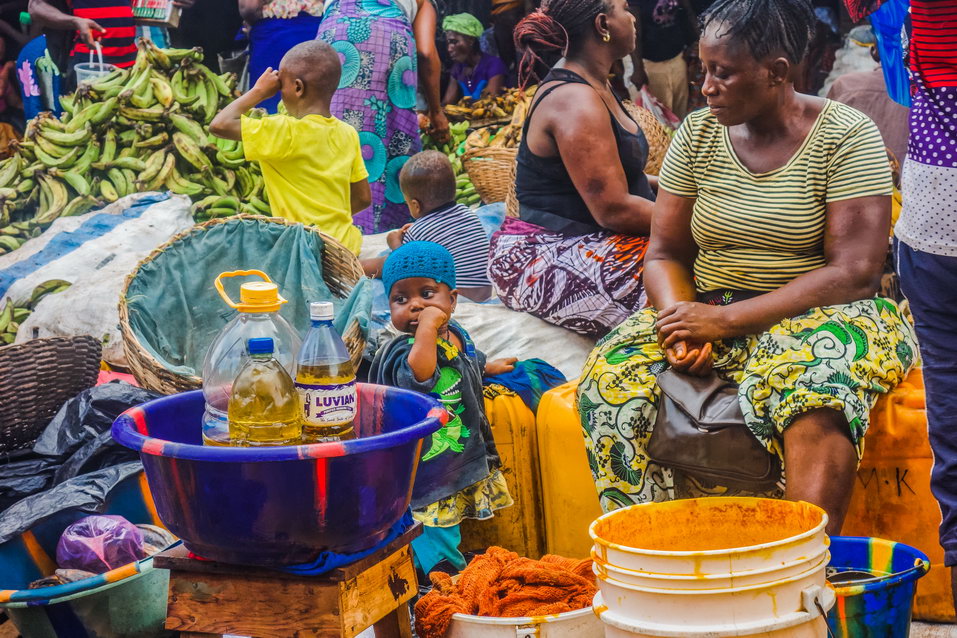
top-left (0, 382), bottom-right (159, 513)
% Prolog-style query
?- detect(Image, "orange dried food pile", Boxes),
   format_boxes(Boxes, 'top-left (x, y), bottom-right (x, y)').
top-left (414, 546), bottom-right (597, 638)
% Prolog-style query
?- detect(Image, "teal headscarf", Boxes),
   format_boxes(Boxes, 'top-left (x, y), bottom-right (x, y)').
top-left (442, 13), bottom-right (484, 39)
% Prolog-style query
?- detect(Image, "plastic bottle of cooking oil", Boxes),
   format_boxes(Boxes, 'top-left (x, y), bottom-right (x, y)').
top-left (227, 337), bottom-right (302, 446)
top-left (202, 270), bottom-right (301, 446)
top-left (295, 302), bottom-right (357, 442)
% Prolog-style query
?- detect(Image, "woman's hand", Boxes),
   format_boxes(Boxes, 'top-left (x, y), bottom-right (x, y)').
top-left (485, 357), bottom-right (518, 376)
top-left (655, 301), bottom-right (730, 350)
top-left (665, 341), bottom-right (713, 376)
top-left (428, 109), bottom-right (450, 144)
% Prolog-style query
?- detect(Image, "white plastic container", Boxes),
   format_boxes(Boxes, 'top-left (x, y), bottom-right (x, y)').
top-left (589, 498), bottom-right (834, 637)
top-left (592, 547), bottom-right (830, 590)
top-left (74, 62), bottom-right (115, 86)
top-left (447, 606), bottom-right (604, 638)
top-left (595, 559), bottom-right (829, 627)
top-left (74, 45), bottom-right (114, 86)
top-left (594, 589), bottom-right (834, 638)
top-left (589, 498), bottom-right (828, 576)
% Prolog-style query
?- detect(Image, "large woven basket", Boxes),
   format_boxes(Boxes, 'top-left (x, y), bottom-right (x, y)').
top-left (504, 101), bottom-right (671, 217)
top-left (463, 147), bottom-right (519, 205)
top-left (622, 100), bottom-right (671, 177)
top-left (119, 215), bottom-right (366, 396)
top-left (0, 335), bottom-right (101, 452)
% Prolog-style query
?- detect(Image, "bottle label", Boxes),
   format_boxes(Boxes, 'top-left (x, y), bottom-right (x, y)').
top-left (297, 380), bottom-right (357, 426)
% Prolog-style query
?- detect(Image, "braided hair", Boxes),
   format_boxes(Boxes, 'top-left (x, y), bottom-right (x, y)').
top-left (514, 0), bottom-right (609, 87)
top-left (701, 0), bottom-right (814, 64)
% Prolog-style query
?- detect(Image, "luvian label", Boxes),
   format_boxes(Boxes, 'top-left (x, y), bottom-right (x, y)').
top-left (297, 381), bottom-right (357, 426)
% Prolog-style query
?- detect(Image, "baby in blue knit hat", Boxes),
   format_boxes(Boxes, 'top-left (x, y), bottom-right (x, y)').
top-left (370, 241), bottom-right (516, 577)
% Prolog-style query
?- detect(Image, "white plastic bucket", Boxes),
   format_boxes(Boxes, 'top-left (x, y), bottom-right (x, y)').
top-left (594, 589), bottom-right (835, 638)
top-left (589, 498), bottom-right (833, 637)
top-left (446, 606), bottom-right (604, 637)
top-left (592, 548), bottom-right (831, 590)
top-left (74, 44), bottom-right (115, 86)
top-left (590, 498), bottom-right (828, 576)
top-left (596, 558), bottom-right (829, 626)
top-left (75, 62), bottom-right (116, 86)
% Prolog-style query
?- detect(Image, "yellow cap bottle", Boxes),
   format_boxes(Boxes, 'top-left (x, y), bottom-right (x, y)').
top-left (214, 270), bottom-right (288, 313)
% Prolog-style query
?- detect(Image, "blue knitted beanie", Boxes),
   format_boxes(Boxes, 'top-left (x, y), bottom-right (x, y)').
top-left (382, 241), bottom-right (457, 295)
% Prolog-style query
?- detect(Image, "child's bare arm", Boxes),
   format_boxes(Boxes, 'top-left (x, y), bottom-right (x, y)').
top-left (209, 68), bottom-right (280, 141)
top-left (408, 306), bottom-right (449, 382)
top-left (360, 256), bottom-right (385, 278)
top-left (350, 179), bottom-right (372, 214)
top-left (485, 357), bottom-right (518, 376)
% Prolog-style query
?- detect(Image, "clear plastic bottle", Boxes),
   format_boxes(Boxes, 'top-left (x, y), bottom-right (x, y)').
top-left (202, 271), bottom-right (302, 445)
top-left (295, 302), bottom-right (357, 442)
top-left (227, 337), bottom-right (302, 446)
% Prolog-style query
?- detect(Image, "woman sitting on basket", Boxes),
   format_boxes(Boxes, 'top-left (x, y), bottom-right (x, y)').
top-left (577, 0), bottom-right (917, 535)
top-left (486, 0), bottom-right (655, 338)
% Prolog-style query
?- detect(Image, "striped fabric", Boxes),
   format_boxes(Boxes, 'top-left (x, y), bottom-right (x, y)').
top-left (658, 101), bottom-right (893, 292)
top-left (403, 203), bottom-right (492, 288)
top-left (910, 0), bottom-right (957, 88)
top-left (68, 0), bottom-right (137, 68)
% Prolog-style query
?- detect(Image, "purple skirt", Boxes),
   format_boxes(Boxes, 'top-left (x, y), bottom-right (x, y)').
top-left (317, 0), bottom-right (422, 233)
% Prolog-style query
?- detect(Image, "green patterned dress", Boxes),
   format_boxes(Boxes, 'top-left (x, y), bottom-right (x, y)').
top-left (578, 299), bottom-right (918, 510)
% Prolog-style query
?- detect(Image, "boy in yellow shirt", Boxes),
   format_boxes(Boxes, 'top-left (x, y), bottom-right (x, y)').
top-left (209, 41), bottom-right (371, 255)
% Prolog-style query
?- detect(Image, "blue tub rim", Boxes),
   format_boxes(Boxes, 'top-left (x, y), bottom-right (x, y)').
top-left (111, 386), bottom-right (446, 463)
top-left (828, 535), bottom-right (931, 595)
top-left (0, 543), bottom-right (179, 607)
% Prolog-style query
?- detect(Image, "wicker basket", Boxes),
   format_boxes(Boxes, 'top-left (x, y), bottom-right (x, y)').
top-left (622, 100), bottom-right (672, 177)
top-left (463, 147), bottom-right (519, 205)
top-left (118, 215), bottom-right (366, 396)
top-left (505, 159), bottom-right (520, 218)
top-left (503, 101), bottom-right (672, 217)
top-left (0, 335), bottom-right (101, 452)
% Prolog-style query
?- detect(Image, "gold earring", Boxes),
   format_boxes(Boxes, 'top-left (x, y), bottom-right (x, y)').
top-left (602, 32), bottom-right (611, 42)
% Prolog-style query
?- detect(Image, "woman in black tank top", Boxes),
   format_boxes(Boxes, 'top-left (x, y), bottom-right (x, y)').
top-left (487, 0), bottom-right (656, 337)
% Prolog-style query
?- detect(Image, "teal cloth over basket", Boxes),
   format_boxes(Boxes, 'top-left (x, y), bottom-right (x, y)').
top-left (124, 217), bottom-right (372, 377)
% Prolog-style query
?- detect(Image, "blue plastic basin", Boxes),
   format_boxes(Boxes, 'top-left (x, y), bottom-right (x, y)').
top-left (112, 384), bottom-right (443, 566)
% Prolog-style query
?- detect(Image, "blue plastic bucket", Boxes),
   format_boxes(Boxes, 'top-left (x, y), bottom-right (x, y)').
top-left (826, 536), bottom-right (930, 638)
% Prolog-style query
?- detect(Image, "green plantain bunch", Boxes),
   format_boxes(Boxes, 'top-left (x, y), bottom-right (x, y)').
top-left (0, 38), bottom-right (272, 256)
top-left (0, 280), bottom-right (72, 344)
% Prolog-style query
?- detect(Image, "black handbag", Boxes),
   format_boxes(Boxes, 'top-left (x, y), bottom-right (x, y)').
top-left (647, 368), bottom-right (782, 491)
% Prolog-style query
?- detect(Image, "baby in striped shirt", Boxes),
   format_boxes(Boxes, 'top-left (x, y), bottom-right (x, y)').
top-left (363, 151), bottom-right (493, 302)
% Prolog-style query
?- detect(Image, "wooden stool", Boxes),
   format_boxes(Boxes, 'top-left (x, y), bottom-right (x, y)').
top-left (154, 524), bottom-right (421, 638)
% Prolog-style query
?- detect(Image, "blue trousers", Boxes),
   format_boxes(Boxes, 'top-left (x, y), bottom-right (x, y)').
top-left (248, 13), bottom-right (322, 113)
top-left (410, 524), bottom-right (467, 573)
top-left (896, 238), bottom-right (957, 566)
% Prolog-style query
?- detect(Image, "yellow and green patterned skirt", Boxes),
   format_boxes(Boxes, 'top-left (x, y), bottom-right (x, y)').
top-left (577, 298), bottom-right (918, 512)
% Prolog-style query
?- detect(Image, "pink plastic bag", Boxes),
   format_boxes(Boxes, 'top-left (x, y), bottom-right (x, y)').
top-left (56, 515), bottom-right (147, 574)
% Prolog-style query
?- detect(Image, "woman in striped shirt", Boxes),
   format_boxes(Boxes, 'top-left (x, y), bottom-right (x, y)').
top-left (578, 0), bottom-right (917, 535)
